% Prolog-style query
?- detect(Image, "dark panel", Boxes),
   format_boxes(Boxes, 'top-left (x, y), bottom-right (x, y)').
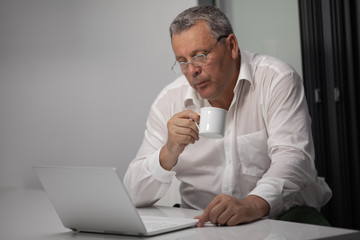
top-left (298, 0), bottom-right (360, 229)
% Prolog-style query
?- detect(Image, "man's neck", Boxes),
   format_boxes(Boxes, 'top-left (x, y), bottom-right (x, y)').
top-left (209, 55), bottom-right (241, 110)
top-left (209, 92), bottom-right (234, 110)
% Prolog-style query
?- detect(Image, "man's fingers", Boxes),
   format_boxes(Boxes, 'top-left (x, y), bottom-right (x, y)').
top-left (196, 208), bottom-right (210, 227)
top-left (168, 114), bottom-right (200, 144)
top-left (175, 119), bottom-right (199, 137)
top-left (196, 196), bottom-right (223, 227)
top-left (216, 206), bottom-right (236, 225)
top-left (178, 117), bottom-right (199, 135)
top-left (196, 195), bottom-right (270, 227)
top-left (225, 214), bottom-right (241, 226)
top-left (175, 110), bottom-right (200, 124)
top-left (208, 203), bottom-right (227, 225)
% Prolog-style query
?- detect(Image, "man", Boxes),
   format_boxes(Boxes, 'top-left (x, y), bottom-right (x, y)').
top-left (124, 5), bottom-right (332, 227)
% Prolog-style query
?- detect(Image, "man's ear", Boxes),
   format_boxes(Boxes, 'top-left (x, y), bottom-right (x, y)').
top-left (228, 33), bottom-right (239, 59)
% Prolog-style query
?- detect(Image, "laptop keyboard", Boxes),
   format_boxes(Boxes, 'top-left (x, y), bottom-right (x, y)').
top-left (141, 216), bottom-right (198, 231)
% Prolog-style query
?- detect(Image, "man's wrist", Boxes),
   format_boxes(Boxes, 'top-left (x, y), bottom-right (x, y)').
top-left (159, 145), bottom-right (178, 171)
top-left (246, 195), bottom-right (270, 218)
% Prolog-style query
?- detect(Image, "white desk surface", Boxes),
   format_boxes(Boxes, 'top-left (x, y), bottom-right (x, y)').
top-left (1, 188), bottom-right (359, 240)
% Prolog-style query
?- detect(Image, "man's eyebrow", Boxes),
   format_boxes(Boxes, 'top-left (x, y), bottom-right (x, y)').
top-left (175, 55), bottom-right (186, 62)
top-left (175, 48), bottom-right (208, 61)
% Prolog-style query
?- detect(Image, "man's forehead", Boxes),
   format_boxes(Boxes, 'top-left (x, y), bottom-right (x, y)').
top-left (171, 21), bottom-right (213, 43)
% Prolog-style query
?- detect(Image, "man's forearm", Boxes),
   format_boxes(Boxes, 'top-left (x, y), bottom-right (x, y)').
top-left (159, 144), bottom-right (180, 171)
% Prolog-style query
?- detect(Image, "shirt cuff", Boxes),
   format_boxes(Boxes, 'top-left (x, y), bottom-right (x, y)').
top-left (147, 149), bottom-right (176, 183)
top-left (248, 182), bottom-right (283, 218)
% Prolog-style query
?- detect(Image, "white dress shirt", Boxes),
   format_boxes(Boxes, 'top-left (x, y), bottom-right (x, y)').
top-left (124, 50), bottom-right (332, 218)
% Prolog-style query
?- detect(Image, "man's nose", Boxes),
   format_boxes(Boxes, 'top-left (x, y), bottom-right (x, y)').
top-left (187, 63), bottom-right (201, 77)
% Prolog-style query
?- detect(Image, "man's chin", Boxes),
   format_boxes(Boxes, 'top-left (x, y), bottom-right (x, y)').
top-left (191, 83), bottom-right (217, 100)
top-left (198, 90), bottom-right (216, 101)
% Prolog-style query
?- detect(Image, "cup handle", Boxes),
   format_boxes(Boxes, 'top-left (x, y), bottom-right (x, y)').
top-left (195, 121), bottom-right (199, 129)
top-left (190, 118), bottom-right (200, 129)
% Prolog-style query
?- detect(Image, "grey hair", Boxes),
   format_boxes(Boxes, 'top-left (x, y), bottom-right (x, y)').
top-left (169, 5), bottom-right (233, 39)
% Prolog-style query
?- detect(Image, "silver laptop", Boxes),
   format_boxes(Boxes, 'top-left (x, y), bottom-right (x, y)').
top-left (34, 165), bottom-right (198, 236)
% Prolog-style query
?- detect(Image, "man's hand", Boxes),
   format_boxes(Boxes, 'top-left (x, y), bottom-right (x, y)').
top-left (160, 110), bottom-right (200, 171)
top-left (195, 194), bottom-right (270, 227)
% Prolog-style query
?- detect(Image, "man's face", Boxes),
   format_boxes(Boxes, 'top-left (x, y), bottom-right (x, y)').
top-left (171, 21), bottom-right (236, 102)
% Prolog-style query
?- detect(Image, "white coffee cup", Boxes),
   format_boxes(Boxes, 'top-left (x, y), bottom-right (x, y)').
top-left (198, 107), bottom-right (227, 139)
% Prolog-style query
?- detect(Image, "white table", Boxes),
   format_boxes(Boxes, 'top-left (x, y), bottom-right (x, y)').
top-left (1, 188), bottom-right (359, 240)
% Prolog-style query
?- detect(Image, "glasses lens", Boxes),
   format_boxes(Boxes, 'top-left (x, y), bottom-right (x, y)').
top-left (172, 62), bottom-right (182, 73)
top-left (179, 62), bottom-right (188, 73)
top-left (171, 54), bottom-right (207, 74)
top-left (192, 55), bottom-right (207, 66)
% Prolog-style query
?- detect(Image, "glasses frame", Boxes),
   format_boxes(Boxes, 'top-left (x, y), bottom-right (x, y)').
top-left (171, 35), bottom-right (228, 74)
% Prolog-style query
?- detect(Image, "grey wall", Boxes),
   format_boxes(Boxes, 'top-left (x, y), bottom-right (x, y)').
top-left (219, 0), bottom-right (302, 78)
top-left (0, 0), bottom-right (303, 190)
top-left (0, 0), bottom-right (197, 189)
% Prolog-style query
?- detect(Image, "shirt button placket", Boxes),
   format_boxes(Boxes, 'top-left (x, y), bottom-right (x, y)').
top-left (222, 118), bottom-right (234, 196)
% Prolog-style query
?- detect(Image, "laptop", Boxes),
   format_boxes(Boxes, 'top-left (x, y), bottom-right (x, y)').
top-left (34, 165), bottom-right (198, 236)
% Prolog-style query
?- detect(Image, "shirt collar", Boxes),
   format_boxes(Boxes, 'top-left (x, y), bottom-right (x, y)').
top-left (183, 49), bottom-right (254, 108)
top-left (236, 49), bottom-right (254, 91)
top-left (184, 87), bottom-right (208, 108)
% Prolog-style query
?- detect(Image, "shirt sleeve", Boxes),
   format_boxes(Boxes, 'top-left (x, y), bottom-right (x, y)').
top-left (248, 70), bottom-right (322, 217)
top-left (123, 94), bottom-right (176, 207)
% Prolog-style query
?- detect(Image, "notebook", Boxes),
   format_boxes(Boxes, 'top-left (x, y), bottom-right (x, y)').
top-left (33, 165), bottom-right (198, 236)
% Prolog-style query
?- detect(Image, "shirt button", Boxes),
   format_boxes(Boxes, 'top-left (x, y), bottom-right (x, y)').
top-left (224, 186), bottom-right (230, 192)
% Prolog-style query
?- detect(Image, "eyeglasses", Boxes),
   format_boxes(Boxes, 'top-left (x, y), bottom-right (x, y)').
top-left (171, 35), bottom-right (228, 74)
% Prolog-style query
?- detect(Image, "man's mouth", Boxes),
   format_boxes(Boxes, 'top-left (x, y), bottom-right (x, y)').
top-left (194, 80), bottom-right (209, 89)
